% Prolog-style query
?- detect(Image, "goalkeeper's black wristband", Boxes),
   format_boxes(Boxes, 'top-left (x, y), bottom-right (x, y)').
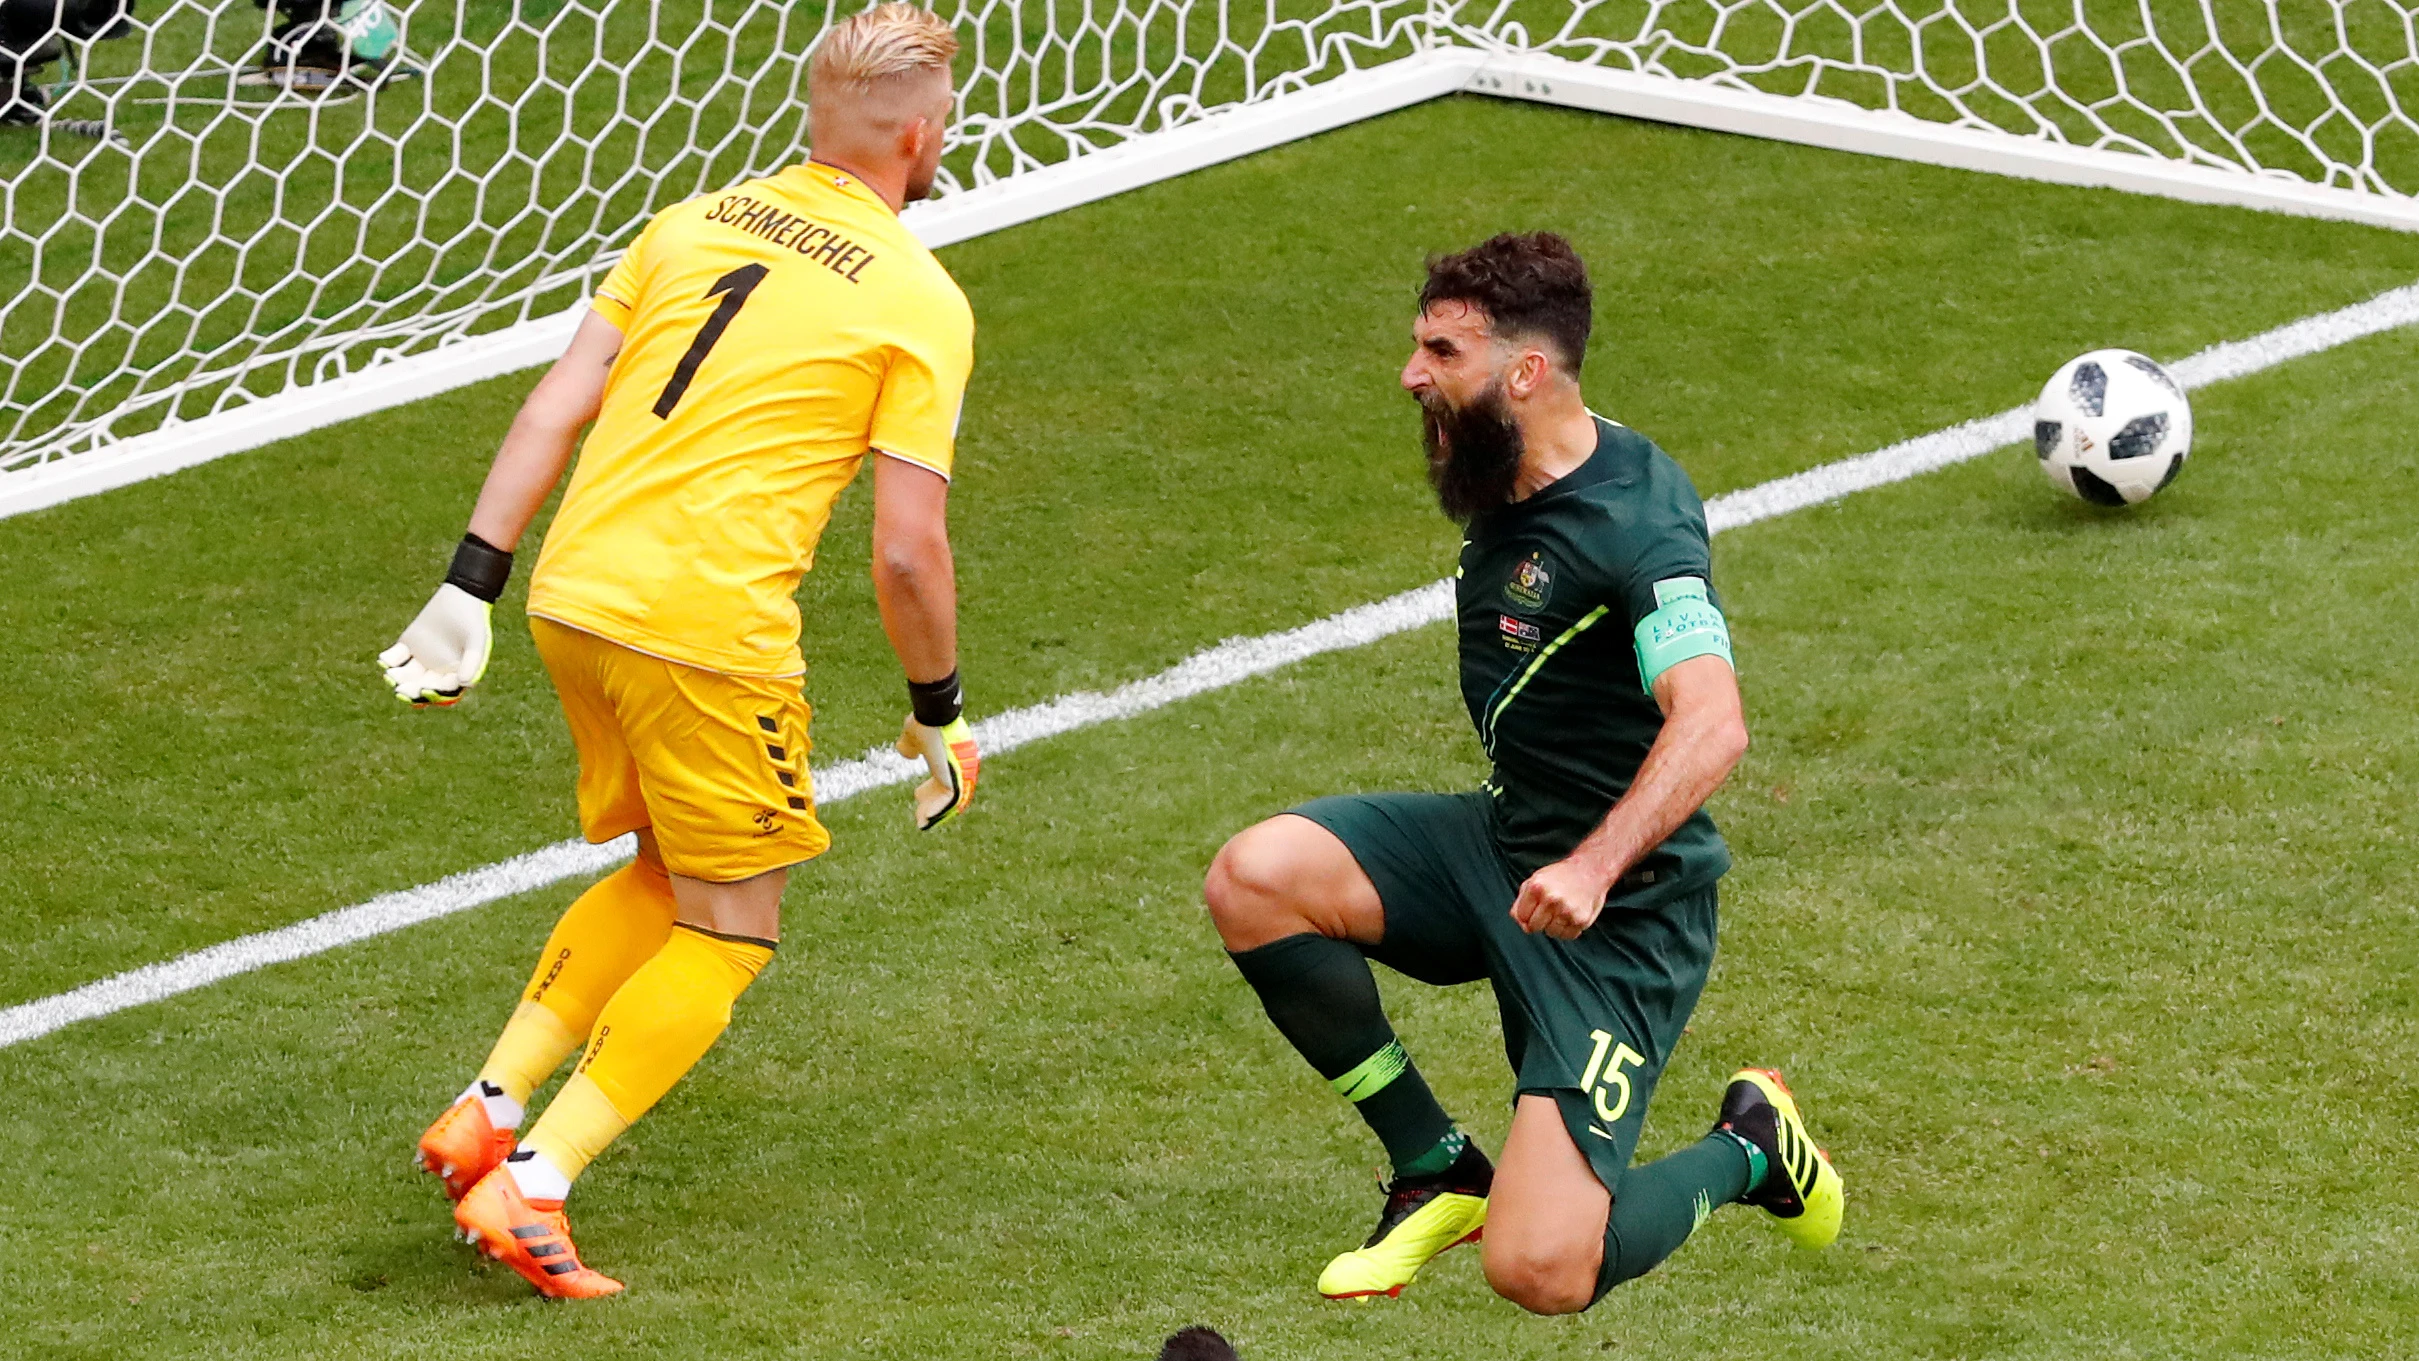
top-left (445, 533), bottom-right (515, 604)
top-left (908, 670), bottom-right (964, 727)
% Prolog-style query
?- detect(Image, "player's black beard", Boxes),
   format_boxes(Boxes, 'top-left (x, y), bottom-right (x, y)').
top-left (1420, 381), bottom-right (1525, 523)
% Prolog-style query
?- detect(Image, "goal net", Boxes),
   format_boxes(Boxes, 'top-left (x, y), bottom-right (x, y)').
top-left (1, 0), bottom-right (2411, 489)
top-left (1464, 0), bottom-right (2419, 197)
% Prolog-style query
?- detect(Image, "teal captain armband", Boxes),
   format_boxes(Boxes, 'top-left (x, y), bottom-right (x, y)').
top-left (1633, 576), bottom-right (1733, 692)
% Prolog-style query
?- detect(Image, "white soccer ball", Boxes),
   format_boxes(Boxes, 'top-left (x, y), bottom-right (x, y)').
top-left (2032, 349), bottom-right (2193, 506)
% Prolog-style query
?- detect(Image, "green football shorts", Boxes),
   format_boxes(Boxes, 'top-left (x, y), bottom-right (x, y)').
top-left (1292, 790), bottom-right (1719, 1191)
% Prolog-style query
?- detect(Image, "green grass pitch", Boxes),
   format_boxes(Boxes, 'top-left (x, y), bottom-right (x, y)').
top-left (3, 95), bottom-right (2418, 1358)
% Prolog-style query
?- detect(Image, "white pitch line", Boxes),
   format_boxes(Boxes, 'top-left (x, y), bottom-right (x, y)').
top-left (1701, 279), bottom-right (2419, 533)
top-left (4, 280), bottom-right (2416, 1052)
top-left (0, 580), bottom-right (1460, 1052)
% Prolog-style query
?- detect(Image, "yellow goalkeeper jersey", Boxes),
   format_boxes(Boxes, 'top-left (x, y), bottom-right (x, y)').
top-left (527, 162), bottom-right (975, 677)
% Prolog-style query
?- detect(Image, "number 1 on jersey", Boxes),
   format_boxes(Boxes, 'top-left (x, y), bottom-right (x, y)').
top-left (652, 262), bottom-right (769, 418)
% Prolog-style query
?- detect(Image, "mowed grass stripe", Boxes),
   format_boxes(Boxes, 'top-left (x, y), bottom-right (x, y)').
top-left (6, 338), bottom-right (2412, 1360)
top-left (6, 275), bottom-right (2413, 1053)
top-left (12, 97), bottom-right (2417, 1009)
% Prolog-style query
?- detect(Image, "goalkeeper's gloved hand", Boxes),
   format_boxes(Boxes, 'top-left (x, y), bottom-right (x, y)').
top-left (895, 670), bottom-right (979, 830)
top-left (379, 534), bottom-right (512, 708)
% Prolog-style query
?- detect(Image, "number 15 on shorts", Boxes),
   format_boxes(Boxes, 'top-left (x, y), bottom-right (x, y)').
top-left (1581, 1029), bottom-right (1645, 1125)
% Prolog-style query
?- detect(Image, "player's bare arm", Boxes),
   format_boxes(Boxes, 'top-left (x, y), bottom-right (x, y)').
top-left (1510, 654), bottom-right (1748, 939)
top-left (875, 452), bottom-right (982, 830)
top-left (375, 312), bottom-right (622, 707)
top-left (871, 452), bottom-right (957, 682)
top-left (464, 313), bottom-right (624, 550)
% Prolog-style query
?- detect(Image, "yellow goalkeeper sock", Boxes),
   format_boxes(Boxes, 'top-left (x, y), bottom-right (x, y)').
top-left (521, 924), bottom-right (774, 1183)
top-left (475, 857), bottom-right (679, 1105)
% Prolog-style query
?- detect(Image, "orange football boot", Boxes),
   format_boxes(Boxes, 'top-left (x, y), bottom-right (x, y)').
top-left (415, 1092), bottom-right (514, 1201)
top-left (454, 1166), bottom-right (624, 1299)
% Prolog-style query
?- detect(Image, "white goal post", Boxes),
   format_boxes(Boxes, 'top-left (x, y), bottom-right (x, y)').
top-left (1, 0), bottom-right (2413, 517)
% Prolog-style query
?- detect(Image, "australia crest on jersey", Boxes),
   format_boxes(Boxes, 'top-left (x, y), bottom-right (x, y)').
top-left (1503, 551), bottom-right (1553, 612)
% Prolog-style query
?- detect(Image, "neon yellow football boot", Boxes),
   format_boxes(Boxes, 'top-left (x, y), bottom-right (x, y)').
top-left (1715, 1067), bottom-right (1844, 1249)
top-left (1317, 1145), bottom-right (1491, 1300)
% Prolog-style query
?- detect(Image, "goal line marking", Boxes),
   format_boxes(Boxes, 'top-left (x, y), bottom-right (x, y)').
top-left (2, 280), bottom-right (2413, 1052)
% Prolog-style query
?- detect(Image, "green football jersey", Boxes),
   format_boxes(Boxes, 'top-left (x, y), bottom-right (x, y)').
top-left (1454, 415), bottom-right (1731, 902)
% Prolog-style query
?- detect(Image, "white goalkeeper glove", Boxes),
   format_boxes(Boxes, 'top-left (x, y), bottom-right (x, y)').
top-left (379, 534), bottom-right (512, 708)
top-left (895, 671), bottom-right (979, 829)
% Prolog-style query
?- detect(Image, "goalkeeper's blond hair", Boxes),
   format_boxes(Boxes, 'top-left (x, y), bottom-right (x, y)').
top-left (811, 3), bottom-right (959, 93)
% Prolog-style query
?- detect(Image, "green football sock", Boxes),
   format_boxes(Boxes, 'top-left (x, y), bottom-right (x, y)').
top-left (1592, 1133), bottom-right (1754, 1303)
top-left (1711, 1126), bottom-right (1769, 1192)
top-left (1229, 934), bottom-right (1461, 1178)
top-left (1332, 1041), bottom-right (1467, 1177)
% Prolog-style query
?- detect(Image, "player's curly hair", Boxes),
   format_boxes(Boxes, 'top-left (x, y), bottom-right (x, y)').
top-left (1420, 232), bottom-right (1593, 375)
top-left (811, 2), bottom-right (959, 91)
top-left (1157, 1326), bottom-right (1241, 1361)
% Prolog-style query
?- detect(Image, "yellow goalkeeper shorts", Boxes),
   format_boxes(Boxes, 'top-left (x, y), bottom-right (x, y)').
top-left (532, 616), bottom-right (831, 883)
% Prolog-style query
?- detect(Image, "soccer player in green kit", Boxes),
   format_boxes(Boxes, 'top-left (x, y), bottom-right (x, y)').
top-left (1204, 233), bottom-right (1844, 1313)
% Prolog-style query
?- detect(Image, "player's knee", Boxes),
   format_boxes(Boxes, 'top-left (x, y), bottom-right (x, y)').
top-left (1200, 837), bottom-right (1263, 939)
top-left (1482, 1223), bottom-right (1601, 1316)
top-left (1202, 824), bottom-right (1300, 948)
top-left (1483, 1248), bottom-right (1596, 1316)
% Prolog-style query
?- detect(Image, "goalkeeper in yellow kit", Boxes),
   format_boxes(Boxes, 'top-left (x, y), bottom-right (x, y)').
top-left (374, 4), bottom-right (976, 1299)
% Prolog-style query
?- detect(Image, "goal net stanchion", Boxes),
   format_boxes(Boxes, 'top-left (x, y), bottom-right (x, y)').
top-left (1, 0), bottom-right (2412, 518)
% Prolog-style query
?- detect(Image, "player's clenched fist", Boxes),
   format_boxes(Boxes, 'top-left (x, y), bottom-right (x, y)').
top-left (896, 669), bottom-right (978, 829)
top-left (380, 534), bottom-right (513, 707)
top-left (1510, 855), bottom-right (1614, 939)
